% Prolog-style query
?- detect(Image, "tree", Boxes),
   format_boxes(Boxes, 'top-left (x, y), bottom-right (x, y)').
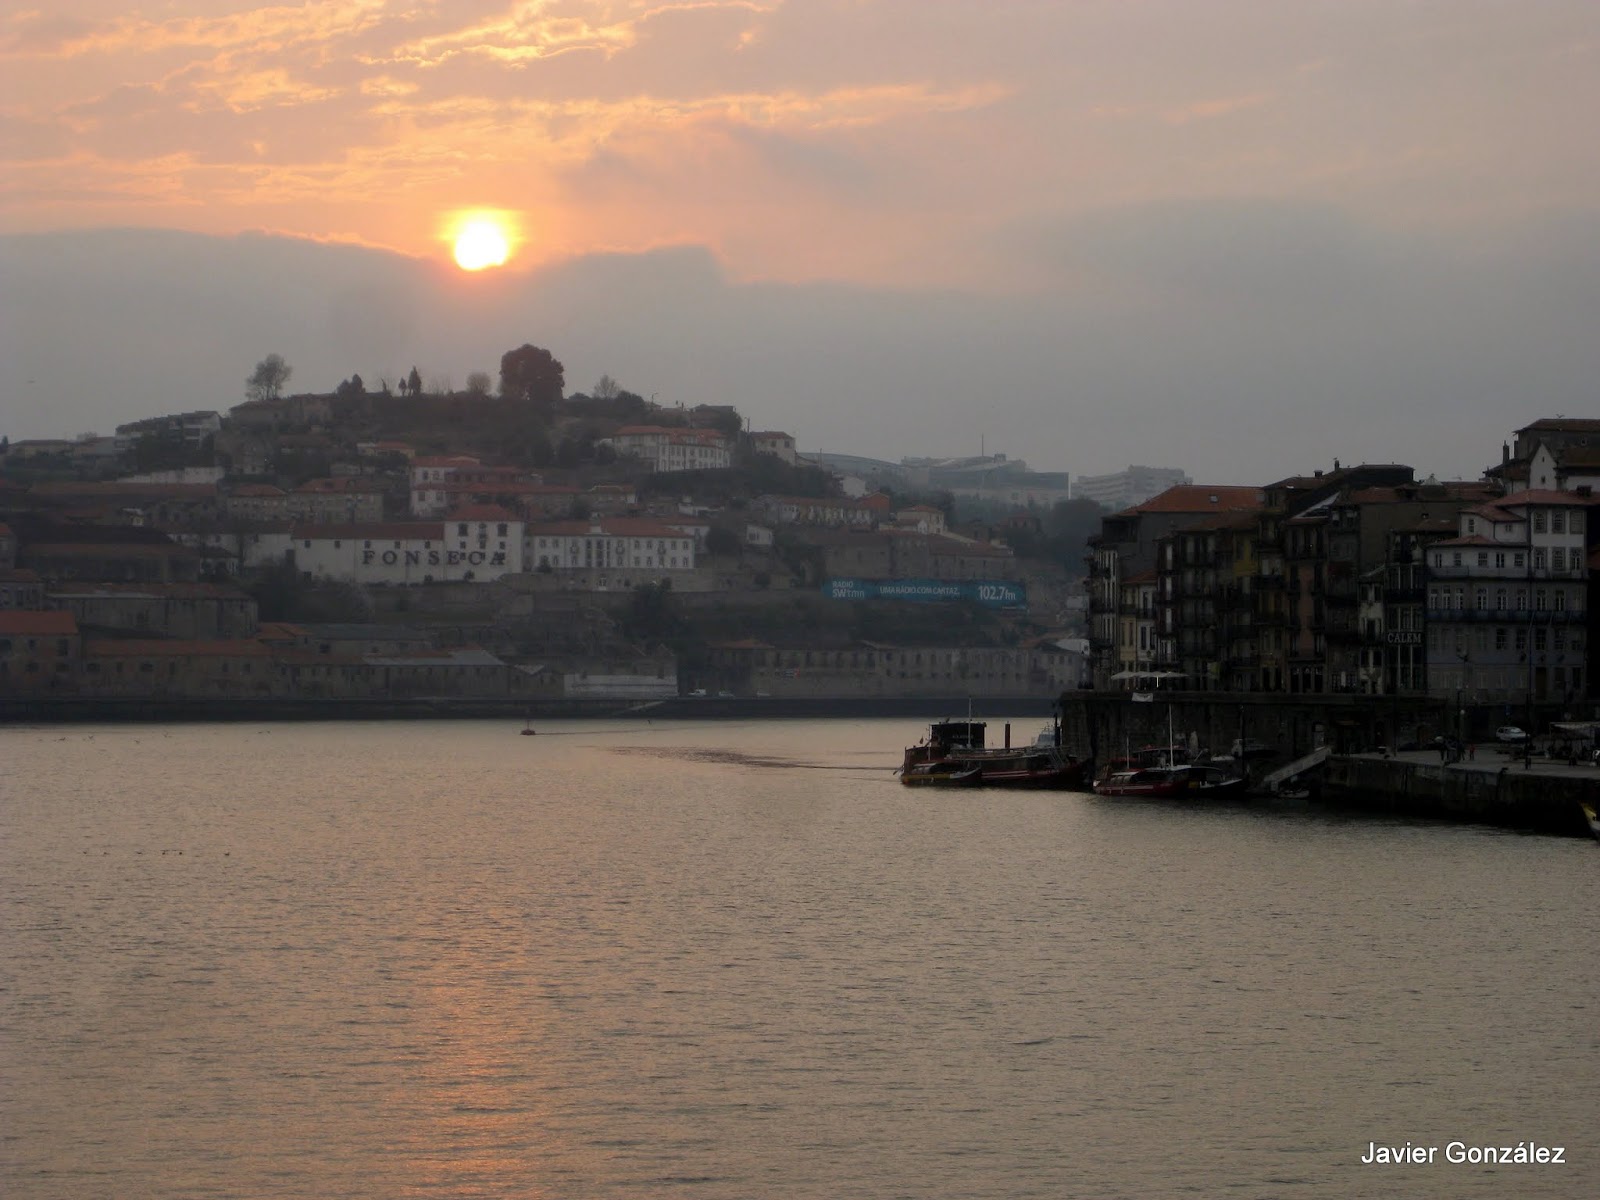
top-left (592, 374), bottom-right (620, 401)
top-left (466, 370), bottom-right (492, 396)
top-left (407, 366), bottom-right (423, 397)
top-left (706, 526), bottom-right (741, 557)
top-left (499, 343), bottom-right (565, 407)
top-left (247, 354), bottom-right (292, 402)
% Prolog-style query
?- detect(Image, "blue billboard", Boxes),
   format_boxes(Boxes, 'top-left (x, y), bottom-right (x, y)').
top-left (823, 578), bottom-right (1026, 608)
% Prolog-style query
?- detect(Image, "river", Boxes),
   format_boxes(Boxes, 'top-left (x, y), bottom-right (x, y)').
top-left (2, 717), bottom-right (1594, 1198)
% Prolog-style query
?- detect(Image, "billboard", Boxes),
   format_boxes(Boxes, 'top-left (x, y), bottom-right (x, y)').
top-left (823, 578), bottom-right (1026, 608)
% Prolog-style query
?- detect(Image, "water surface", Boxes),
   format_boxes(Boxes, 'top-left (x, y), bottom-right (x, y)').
top-left (3, 718), bottom-right (1595, 1198)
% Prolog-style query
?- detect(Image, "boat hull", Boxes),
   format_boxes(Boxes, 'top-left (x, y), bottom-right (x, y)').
top-left (1093, 765), bottom-right (1249, 799)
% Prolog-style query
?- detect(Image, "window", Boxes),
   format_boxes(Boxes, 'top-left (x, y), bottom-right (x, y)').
top-left (1495, 552), bottom-right (1505, 568)
top-left (1533, 511), bottom-right (1547, 533)
top-left (1513, 553), bottom-right (1525, 569)
top-left (1451, 551), bottom-right (1462, 567)
top-left (1476, 552), bottom-right (1488, 567)
top-left (1551, 511), bottom-right (1565, 533)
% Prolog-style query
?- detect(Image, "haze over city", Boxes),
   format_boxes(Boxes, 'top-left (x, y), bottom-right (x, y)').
top-left (3, 1), bottom-right (1598, 481)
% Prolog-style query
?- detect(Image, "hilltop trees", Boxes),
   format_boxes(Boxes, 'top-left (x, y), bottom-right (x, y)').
top-left (246, 353), bottom-right (292, 402)
top-left (499, 343), bottom-right (565, 408)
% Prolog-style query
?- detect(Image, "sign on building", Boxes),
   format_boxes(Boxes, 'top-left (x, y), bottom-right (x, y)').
top-left (823, 578), bottom-right (1025, 608)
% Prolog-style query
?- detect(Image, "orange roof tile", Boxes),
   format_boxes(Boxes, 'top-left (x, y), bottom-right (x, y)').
top-left (0, 610), bottom-right (79, 635)
top-left (85, 638), bottom-right (271, 657)
top-left (1124, 485), bottom-right (1263, 515)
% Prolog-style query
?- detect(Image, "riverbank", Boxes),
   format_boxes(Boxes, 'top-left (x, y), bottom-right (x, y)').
top-left (0, 694), bottom-right (1060, 725)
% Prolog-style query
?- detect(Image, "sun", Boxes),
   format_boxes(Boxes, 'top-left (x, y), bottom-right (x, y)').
top-left (449, 212), bottom-right (515, 271)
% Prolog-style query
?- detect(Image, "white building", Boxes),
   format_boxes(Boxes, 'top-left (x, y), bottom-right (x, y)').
top-left (751, 431), bottom-right (798, 465)
top-left (1426, 489), bottom-right (1590, 702)
top-left (1074, 466), bottom-right (1192, 512)
top-left (606, 426), bottom-right (732, 473)
top-left (284, 507), bottom-right (523, 585)
top-left (524, 518), bottom-right (697, 573)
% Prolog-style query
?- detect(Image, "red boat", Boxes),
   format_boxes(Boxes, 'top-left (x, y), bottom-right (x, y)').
top-left (900, 718), bottom-right (1092, 789)
top-left (1093, 763), bottom-right (1249, 799)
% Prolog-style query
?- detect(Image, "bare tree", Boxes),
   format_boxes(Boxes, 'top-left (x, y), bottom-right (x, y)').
top-left (247, 354), bottom-right (292, 402)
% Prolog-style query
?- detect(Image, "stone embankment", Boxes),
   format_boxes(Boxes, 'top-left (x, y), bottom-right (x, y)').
top-left (1324, 749), bottom-right (1599, 837)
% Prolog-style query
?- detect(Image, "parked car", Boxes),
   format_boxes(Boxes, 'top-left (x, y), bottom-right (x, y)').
top-left (1495, 725), bottom-right (1529, 743)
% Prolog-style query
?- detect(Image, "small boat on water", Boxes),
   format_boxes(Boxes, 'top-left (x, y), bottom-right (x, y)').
top-left (1581, 801), bottom-right (1600, 841)
top-left (900, 716), bottom-right (1092, 789)
top-left (1093, 762), bottom-right (1249, 799)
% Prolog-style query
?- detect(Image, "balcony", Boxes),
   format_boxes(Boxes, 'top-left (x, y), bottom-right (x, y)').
top-left (1426, 608), bottom-right (1588, 625)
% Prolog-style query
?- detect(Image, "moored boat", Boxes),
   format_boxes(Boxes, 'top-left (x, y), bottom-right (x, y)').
top-left (1582, 801), bottom-right (1600, 841)
top-left (900, 717), bottom-right (1091, 790)
top-left (1093, 763), bottom-right (1249, 799)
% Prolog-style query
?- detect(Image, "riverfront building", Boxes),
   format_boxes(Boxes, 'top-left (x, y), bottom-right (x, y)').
top-left (1425, 490), bottom-right (1591, 705)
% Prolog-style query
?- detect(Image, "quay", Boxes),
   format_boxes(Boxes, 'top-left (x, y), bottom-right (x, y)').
top-left (1060, 691), bottom-right (1600, 838)
top-left (1324, 747), bottom-right (1600, 838)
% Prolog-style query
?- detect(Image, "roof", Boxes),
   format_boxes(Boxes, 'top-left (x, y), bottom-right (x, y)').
top-left (411, 455), bottom-right (483, 468)
top-left (526, 518), bottom-right (693, 538)
top-left (85, 638), bottom-right (271, 657)
top-left (229, 484), bottom-right (287, 497)
top-left (1123, 485), bottom-right (1263, 515)
top-left (0, 610), bottom-right (79, 635)
top-left (365, 646), bottom-right (505, 668)
top-left (444, 504), bottom-right (519, 522)
top-left (1341, 482), bottom-right (1496, 505)
top-left (288, 522), bottom-right (445, 540)
top-left (1517, 418), bottom-right (1600, 434)
top-left (26, 543), bottom-right (198, 558)
top-left (298, 623), bottom-right (433, 641)
top-left (30, 482), bottom-right (218, 499)
top-left (46, 582), bottom-right (252, 600)
top-left (1495, 488), bottom-right (1599, 507)
top-left (294, 477), bottom-right (385, 494)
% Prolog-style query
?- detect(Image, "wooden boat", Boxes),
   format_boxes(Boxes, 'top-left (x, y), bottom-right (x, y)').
top-left (1093, 763), bottom-right (1249, 799)
top-left (900, 717), bottom-right (1092, 790)
top-left (1581, 801), bottom-right (1600, 841)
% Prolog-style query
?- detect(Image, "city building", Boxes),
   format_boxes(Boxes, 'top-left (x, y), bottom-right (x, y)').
top-left (524, 518), bottom-right (697, 574)
top-left (1426, 490), bottom-right (1591, 706)
top-left (605, 426), bottom-right (732, 473)
top-left (1073, 466), bottom-right (1191, 512)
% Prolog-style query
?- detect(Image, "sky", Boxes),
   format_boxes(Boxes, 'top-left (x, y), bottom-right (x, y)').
top-left (3, 1), bottom-right (1598, 484)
